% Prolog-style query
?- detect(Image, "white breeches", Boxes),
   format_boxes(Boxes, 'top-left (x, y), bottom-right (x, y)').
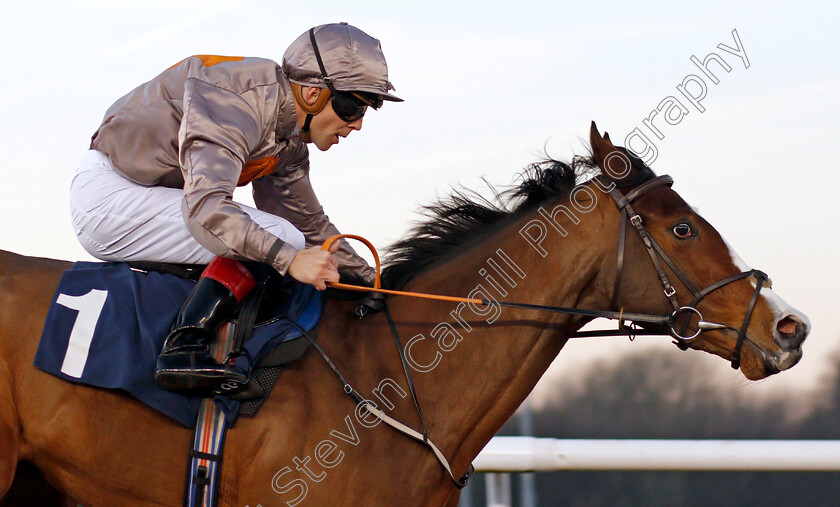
top-left (69, 150), bottom-right (304, 264)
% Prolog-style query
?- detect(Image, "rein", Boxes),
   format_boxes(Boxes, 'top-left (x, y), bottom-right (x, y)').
top-left (310, 174), bottom-right (769, 490)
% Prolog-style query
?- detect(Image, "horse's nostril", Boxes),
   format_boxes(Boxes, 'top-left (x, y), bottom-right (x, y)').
top-left (777, 316), bottom-right (798, 338)
top-left (776, 315), bottom-right (809, 349)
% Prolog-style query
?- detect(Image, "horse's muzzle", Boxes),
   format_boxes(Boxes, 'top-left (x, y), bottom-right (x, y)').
top-left (762, 313), bottom-right (810, 373)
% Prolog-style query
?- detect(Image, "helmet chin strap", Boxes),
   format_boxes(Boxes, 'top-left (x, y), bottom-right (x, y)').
top-left (292, 82), bottom-right (331, 143)
top-left (299, 114), bottom-right (313, 143)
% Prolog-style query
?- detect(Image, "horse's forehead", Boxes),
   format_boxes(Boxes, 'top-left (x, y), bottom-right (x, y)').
top-left (665, 191), bottom-right (743, 267)
top-left (652, 188), bottom-right (708, 223)
top-left (644, 188), bottom-right (735, 256)
top-left (641, 186), bottom-right (693, 216)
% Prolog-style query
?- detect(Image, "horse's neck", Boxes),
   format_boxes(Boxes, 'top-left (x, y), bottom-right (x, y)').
top-left (391, 192), bottom-right (616, 473)
top-left (233, 191), bottom-right (617, 502)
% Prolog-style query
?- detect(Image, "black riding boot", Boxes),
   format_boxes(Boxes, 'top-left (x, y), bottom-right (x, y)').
top-left (154, 257), bottom-right (255, 395)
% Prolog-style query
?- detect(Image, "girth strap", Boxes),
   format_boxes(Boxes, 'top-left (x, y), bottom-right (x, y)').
top-left (185, 398), bottom-right (228, 506)
top-left (184, 322), bottom-right (236, 507)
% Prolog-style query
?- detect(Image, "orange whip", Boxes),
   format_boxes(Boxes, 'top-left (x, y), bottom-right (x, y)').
top-left (320, 234), bottom-right (682, 332)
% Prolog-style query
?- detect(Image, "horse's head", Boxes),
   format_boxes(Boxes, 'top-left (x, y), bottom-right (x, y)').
top-left (589, 122), bottom-right (809, 380)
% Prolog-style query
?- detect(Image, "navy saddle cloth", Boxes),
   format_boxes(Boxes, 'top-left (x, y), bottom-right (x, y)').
top-left (34, 261), bottom-right (322, 427)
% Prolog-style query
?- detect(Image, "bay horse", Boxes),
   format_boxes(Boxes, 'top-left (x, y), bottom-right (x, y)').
top-left (0, 123), bottom-right (809, 506)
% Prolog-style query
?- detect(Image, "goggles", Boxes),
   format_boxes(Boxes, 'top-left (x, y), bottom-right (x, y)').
top-left (331, 91), bottom-right (383, 122)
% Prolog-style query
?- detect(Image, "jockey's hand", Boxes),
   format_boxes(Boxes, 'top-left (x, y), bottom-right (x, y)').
top-left (288, 242), bottom-right (340, 290)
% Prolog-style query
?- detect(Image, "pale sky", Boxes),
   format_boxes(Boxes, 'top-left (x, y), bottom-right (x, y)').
top-left (1, 1), bottom-right (838, 405)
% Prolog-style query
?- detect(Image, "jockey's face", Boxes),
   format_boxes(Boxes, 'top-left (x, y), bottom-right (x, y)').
top-left (296, 87), bottom-right (364, 151)
top-left (310, 98), bottom-right (364, 151)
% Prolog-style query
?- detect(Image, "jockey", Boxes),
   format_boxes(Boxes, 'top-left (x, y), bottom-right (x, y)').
top-left (69, 23), bottom-right (402, 395)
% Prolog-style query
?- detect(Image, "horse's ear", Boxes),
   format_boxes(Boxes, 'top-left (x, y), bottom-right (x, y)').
top-left (590, 121), bottom-right (619, 167)
top-left (590, 121), bottom-right (632, 182)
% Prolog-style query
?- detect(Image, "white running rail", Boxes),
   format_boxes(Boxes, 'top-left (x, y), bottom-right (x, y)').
top-left (475, 437), bottom-right (840, 472)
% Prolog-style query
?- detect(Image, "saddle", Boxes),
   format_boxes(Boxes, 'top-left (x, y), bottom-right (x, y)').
top-left (128, 259), bottom-right (326, 416)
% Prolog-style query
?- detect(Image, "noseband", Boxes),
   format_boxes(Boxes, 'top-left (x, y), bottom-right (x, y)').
top-left (599, 174), bottom-right (769, 369)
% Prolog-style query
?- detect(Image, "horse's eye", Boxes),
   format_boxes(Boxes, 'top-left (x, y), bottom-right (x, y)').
top-left (673, 223), bottom-right (693, 239)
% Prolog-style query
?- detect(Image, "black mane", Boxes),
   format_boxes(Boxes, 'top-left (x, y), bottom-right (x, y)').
top-left (380, 147), bottom-right (655, 290)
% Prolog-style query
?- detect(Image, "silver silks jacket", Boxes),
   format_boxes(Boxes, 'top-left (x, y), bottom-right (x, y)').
top-left (90, 55), bottom-right (374, 283)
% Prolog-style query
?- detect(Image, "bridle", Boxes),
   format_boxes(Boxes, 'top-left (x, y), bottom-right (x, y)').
top-left (302, 173), bottom-right (772, 490)
top-left (596, 173), bottom-right (769, 370)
